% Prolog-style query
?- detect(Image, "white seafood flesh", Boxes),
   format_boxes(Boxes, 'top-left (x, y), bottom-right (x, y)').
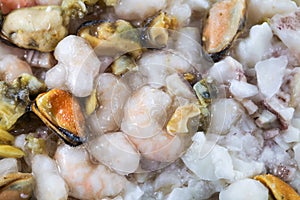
top-left (88, 132), bottom-right (140, 175)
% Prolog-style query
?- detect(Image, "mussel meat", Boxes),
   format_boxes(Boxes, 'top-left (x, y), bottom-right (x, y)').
top-left (202, 0), bottom-right (246, 62)
top-left (61, 0), bottom-right (100, 18)
top-left (142, 12), bottom-right (178, 48)
top-left (255, 174), bottom-right (300, 200)
top-left (0, 172), bottom-right (34, 200)
top-left (111, 55), bottom-right (137, 76)
top-left (0, 73), bottom-right (46, 131)
top-left (167, 103), bottom-right (201, 136)
top-left (1, 6), bottom-right (69, 52)
top-left (77, 19), bottom-right (142, 58)
top-left (31, 89), bottom-right (86, 146)
top-left (0, 74), bottom-right (46, 158)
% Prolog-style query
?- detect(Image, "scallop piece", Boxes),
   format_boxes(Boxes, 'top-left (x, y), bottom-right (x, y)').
top-left (255, 174), bottom-right (300, 200)
top-left (174, 27), bottom-right (212, 73)
top-left (202, 0), bottom-right (246, 61)
top-left (35, 0), bottom-right (62, 5)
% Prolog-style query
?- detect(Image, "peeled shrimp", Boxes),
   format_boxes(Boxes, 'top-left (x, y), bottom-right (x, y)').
top-left (55, 144), bottom-right (127, 199)
top-left (138, 51), bottom-right (192, 88)
top-left (120, 85), bottom-right (184, 162)
top-left (121, 85), bottom-right (172, 139)
top-left (88, 132), bottom-right (140, 175)
top-left (129, 130), bottom-right (184, 162)
top-left (45, 35), bottom-right (101, 97)
top-left (0, 55), bottom-right (32, 83)
top-left (32, 154), bottom-right (69, 200)
top-left (88, 73), bottom-right (131, 135)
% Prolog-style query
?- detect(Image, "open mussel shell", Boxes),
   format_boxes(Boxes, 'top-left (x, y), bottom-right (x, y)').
top-left (77, 19), bottom-right (142, 58)
top-left (0, 172), bottom-right (34, 200)
top-left (31, 89), bottom-right (86, 146)
top-left (202, 0), bottom-right (246, 62)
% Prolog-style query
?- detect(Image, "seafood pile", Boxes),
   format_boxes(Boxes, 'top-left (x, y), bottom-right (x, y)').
top-left (0, 0), bottom-right (300, 199)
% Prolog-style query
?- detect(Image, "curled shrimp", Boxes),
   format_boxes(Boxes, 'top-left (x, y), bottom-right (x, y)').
top-left (54, 144), bottom-right (128, 199)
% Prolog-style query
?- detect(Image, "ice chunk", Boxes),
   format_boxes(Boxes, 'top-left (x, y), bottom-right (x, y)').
top-left (219, 178), bottom-right (268, 200)
top-left (255, 56), bottom-right (288, 98)
top-left (229, 79), bottom-right (258, 99)
top-left (235, 22), bottom-right (273, 67)
top-left (208, 99), bottom-right (243, 135)
top-left (271, 10), bottom-right (300, 61)
top-left (208, 56), bottom-right (244, 84)
top-left (182, 132), bottom-right (234, 181)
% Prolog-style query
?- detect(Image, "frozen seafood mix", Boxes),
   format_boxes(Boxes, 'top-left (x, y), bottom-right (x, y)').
top-left (1, 0), bottom-right (300, 199)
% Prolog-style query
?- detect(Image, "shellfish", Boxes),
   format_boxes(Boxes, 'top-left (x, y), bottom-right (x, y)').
top-left (202, 0), bottom-right (246, 61)
top-left (0, 74), bottom-right (46, 158)
top-left (31, 89), bottom-right (86, 146)
top-left (142, 12), bottom-right (178, 48)
top-left (0, 6), bottom-right (69, 52)
top-left (77, 19), bottom-right (142, 58)
top-left (0, 172), bottom-right (34, 200)
top-left (255, 174), bottom-right (300, 200)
